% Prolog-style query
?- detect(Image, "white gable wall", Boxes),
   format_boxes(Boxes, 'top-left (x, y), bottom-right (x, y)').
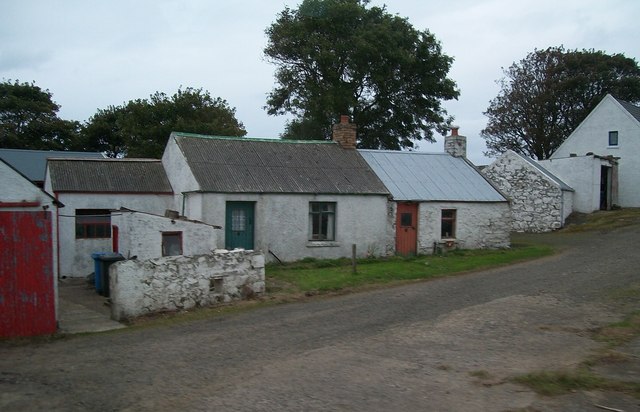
top-left (162, 135), bottom-right (201, 212)
top-left (186, 192), bottom-right (394, 261)
top-left (551, 95), bottom-right (640, 207)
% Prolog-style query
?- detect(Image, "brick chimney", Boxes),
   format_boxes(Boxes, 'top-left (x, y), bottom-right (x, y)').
top-left (332, 115), bottom-right (357, 149)
top-left (444, 126), bottom-right (466, 158)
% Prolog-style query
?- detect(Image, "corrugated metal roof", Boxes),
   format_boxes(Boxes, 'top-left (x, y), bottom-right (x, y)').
top-left (173, 133), bottom-right (389, 195)
top-left (515, 151), bottom-right (574, 192)
top-left (48, 159), bottom-right (173, 193)
top-left (0, 148), bottom-right (105, 182)
top-left (358, 150), bottom-right (507, 202)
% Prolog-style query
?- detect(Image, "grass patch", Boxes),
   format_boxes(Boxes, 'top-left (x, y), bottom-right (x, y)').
top-left (512, 369), bottom-right (640, 398)
top-left (562, 208), bottom-right (640, 233)
top-left (593, 311), bottom-right (640, 346)
top-left (267, 244), bottom-right (553, 294)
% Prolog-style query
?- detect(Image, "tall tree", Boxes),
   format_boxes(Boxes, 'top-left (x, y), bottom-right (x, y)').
top-left (482, 47), bottom-right (640, 160)
top-left (0, 80), bottom-right (81, 150)
top-left (264, 0), bottom-right (459, 149)
top-left (82, 88), bottom-right (246, 158)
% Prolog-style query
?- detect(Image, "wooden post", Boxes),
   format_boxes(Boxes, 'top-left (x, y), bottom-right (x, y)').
top-left (352, 244), bottom-right (357, 274)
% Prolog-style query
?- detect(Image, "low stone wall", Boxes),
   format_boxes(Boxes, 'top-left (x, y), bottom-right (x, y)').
top-left (110, 250), bottom-right (265, 321)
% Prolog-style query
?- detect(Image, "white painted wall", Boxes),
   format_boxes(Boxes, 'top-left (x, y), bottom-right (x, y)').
top-left (551, 95), bottom-right (640, 207)
top-left (417, 202), bottom-right (511, 253)
top-left (540, 156), bottom-right (614, 213)
top-left (48, 191), bottom-right (174, 277)
top-left (186, 192), bottom-right (394, 262)
top-left (111, 210), bottom-right (219, 260)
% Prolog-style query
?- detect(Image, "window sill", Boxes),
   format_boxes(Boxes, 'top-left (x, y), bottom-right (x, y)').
top-left (607, 146), bottom-right (619, 149)
top-left (307, 241), bottom-right (340, 248)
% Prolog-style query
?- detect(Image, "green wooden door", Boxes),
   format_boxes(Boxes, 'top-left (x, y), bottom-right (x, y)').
top-left (225, 202), bottom-right (255, 250)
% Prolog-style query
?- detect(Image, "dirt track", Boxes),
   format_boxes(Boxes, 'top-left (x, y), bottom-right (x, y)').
top-left (1, 225), bottom-right (639, 411)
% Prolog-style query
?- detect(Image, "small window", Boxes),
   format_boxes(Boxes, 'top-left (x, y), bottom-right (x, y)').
top-left (75, 209), bottom-right (111, 239)
top-left (608, 131), bottom-right (618, 146)
top-left (162, 232), bottom-right (183, 256)
top-left (441, 209), bottom-right (456, 239)
top-left (309, 202), bottom-right (336, 241)
top-left (400, 213), bottom-right (413, 227)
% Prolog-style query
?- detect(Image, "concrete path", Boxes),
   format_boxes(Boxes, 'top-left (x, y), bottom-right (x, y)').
top-left (57, 278), bottom-right (126, 334)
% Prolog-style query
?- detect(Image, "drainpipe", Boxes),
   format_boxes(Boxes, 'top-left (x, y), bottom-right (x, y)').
top-left (55, 193), bottom-right (61, 280)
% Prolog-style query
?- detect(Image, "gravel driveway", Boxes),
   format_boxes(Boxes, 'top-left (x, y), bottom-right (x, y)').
top-left (1, 224), bottom-right (639, 411)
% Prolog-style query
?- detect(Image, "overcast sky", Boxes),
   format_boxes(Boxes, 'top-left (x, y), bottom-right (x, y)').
top-left (2, 0), bottom-right (639, 164)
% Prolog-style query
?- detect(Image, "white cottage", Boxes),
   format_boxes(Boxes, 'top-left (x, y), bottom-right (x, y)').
top-left (483, 150), bottom-right (574, 232)
top-left (550, 94), bottom-right (638, 207)
top-left (44, 158), bottom-right (175, 277)
top-left (360, 128), bottom-right (511, 254)
top-left (161, 118), bottom-right (393, 262)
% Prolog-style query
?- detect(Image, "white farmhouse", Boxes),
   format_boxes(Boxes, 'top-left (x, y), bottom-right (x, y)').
top-left (549, 94), bottom-right (639, 207)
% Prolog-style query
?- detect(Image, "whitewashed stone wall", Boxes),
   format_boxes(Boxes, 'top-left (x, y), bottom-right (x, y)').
top-left (109, 250), bottom-right (265, 321)
top-left (416, 202), bottom-right (511, 253)
top-left (483, 151), bottom-right (566, 232)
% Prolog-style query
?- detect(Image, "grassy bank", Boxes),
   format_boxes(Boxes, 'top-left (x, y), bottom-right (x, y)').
top-left (267, 244), bottom-right (554, 295)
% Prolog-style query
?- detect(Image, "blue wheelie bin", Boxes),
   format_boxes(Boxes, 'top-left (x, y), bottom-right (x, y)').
top-left (91, 252), bottom-right (108, 294)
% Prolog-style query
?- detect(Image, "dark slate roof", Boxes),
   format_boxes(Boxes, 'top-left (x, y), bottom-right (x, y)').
top-left (359, 150), bottom-right (507, 202)
top-left (48, 159), bottom-right (173, 193)
top-left (614, 97), bottom-right (640, 123)
top-left (172, 133), bottom-right (389, 195)
top-left (0, 148), bottom-right (105, 182)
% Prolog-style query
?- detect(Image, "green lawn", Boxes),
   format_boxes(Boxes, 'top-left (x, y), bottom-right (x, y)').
top-left (267, 244), bottom-right (554, 294)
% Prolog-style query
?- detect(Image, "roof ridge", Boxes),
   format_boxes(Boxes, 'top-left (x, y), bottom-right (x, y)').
top-left (172, 132), bottom-right (335, 144)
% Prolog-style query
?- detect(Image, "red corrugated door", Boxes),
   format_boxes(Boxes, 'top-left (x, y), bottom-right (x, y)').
top-left (396, 203), bottom-right (418, 256)
top-left (0, 211), bottom-right (56, 337)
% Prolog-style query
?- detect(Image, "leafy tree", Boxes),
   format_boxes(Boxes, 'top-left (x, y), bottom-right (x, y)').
top-left (82, 88), bottom-right (246, 158)
top-left (0, 80), bottom-right (81, 150)
top-left (482, 47), bottom-right (640, 160)
top-left (264, 0), bottom-right (459, 149)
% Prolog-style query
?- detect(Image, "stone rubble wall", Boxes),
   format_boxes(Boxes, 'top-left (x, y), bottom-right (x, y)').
top-left (483, 152), bottom-right (564, 232)
top-left (110, 249), bottom-right (265, 321)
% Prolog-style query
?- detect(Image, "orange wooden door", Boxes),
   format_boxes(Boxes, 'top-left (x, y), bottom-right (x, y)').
top-left (396, 202), bottom-right (417, 256)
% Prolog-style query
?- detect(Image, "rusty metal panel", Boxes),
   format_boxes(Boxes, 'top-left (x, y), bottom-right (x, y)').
top-left (0, 211), bottom-right (56, 337)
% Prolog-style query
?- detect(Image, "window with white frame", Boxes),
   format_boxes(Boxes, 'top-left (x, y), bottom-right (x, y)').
top-left (309, 202), bottom-right (336, 241)
top-left (608, 131), bottom-right (619, 146)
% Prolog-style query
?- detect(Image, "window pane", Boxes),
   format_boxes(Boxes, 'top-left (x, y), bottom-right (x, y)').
top-left (75, 209), bottom-right (111, 239)
top-left (400, 213), bottom-right (412, 227)
top-left (162, 233), bottom-right (182, 256)
top-left (231, 209), bottom-right (246, 231)
top-left (441, 209), bottom-right (456, 238)
top-left (608, 131), bottom-right (618, 146)
top-left (309, 202), bottom-right (336, 241)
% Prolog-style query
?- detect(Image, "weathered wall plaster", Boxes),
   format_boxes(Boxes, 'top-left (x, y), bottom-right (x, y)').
top-left (110, 250), bottom-right (265, 321)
